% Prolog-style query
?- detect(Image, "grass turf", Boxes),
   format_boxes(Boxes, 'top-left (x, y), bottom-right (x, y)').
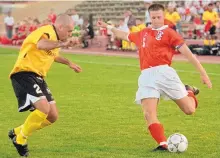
top-left (0, 47), bottom-right (220, 158)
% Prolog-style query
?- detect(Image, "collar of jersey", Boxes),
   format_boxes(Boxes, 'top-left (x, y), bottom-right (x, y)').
top-left (151, 25), bottom-right (168, 31)
top-left (52, 25), bottom-right (60, 40)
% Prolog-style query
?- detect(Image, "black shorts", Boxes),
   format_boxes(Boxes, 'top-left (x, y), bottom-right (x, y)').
top-left (209, 25), bottom-right (216, 35)
top-left (11, 72), bottom-right (55, 112)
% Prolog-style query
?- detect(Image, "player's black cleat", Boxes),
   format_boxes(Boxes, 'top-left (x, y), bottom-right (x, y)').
top-left (8, 129), bottom-right (16, 140)
top-left (152, 145), bottom-right (168, 152)
top-left (11, 137), bottom-right (29, 157)
top-left (185, 85), bottom-right (199, 95)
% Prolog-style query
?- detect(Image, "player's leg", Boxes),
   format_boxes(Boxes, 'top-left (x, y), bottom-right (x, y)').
top-left (10, 102), bottom-right (58, 140)
top-left (136, 87), bottom-right (167, 151)
top-left (156, 66), bottom-right (199, 115)
top-left (9, 73), bottom-right (50, 156)
top-left (16, 99), bottom-right (50, 143)
top-left (39, 81), bottom-right (58, 128)
top-left (136, 68), bottom-right (168, 151)
top-left (12, 81), bottom-right (58, 134)
top-left (40, 103), bottom-right (58, 129)
top-left (174, 85), bottom-right (199, 115)
top-left (141, 98), bottom-right (167, 151)
top-left (10, 98), bottom-right (50, 157)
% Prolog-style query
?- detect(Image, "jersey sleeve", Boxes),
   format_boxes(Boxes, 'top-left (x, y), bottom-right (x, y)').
top-left (128, 30), bottom-right (142, 47)
top-left (168, 29), bottom-right (184, 50)
top-left (26, 29), bottom-right (50, 44)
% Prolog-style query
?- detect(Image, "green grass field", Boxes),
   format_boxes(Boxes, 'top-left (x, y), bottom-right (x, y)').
top-left (0, 47), bottom-right (220, 158)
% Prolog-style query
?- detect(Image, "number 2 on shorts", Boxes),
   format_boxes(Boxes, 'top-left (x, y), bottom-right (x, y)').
top-left (33, 84), bottom-right (42, 94)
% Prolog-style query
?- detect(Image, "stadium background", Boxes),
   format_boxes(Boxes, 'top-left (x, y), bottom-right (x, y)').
top-left (0, 1), bottom-right (220, 158)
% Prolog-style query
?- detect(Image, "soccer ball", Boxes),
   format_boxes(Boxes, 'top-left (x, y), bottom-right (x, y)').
top-left (167, 133), bottom-right (188, 153)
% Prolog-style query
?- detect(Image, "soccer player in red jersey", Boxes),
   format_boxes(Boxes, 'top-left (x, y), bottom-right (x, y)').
top-left (97, 4), bottom-right (212, 151)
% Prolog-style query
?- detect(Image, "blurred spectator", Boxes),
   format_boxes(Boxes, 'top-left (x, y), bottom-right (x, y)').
top-left (128, 15), bottom-right (138, 51)
top-left (193, 14), bottom-right (203, 39)
top-left (77, 15), bottom-right (84, 27)
top-left (81, 18), bottom-right (94, 48)
top-left (168, 1), bottom-right (177, 8)
top-left (144, 0), bottom-right (152, 27)
top-left (124, 10), bottom-right (129, 26)
top-left (48, 8), bottom-right (56, 24)
top-left (204, 34), bottom-right (216, 46)
top-left (71, 9), bottom-right (79, 25)
top-left (72, 25), bottom-right (81, 37)
top-left (124, 10), bottom-right (137, 51)
top-left (4, 11), bottom-right (14, 39)
top-left (202, 3), bottom-right (219, 38)
top-left (98, 17), bottom-right (107, 36)
top-left (14, 22), bottom-right (20, 35)
top-left (41, 18), bottom-right (52, 26)
top-left (127, 10), bottom-right (136, 29)
top-left (117, 19), bottom-right (129, 51)
top-left (165, 5), bottom-right (181, 25)
top-left (106, 20), bottom-right (115, 50)
top-left (214, 1), bottom-right (220, 13)
top-left (117, 19), bottom-right (129, 32)
top-left (176, 2), bottom-right (185, 21)
top-left (136, 18), bottom-right (146, 31)
top-left (165, 5), bottom-right (181, 33)
top-left (33, 18), bottom-right (41, 27)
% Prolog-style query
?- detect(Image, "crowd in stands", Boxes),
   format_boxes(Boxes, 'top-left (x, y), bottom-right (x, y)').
top-left (103, 0), bottom-right (220, 52)
top-left (1, 10), bottom-right (53, 45)
top-left (0, 1), bottom-right (220, 55)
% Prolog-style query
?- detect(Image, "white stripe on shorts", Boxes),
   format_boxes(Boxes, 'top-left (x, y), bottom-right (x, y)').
top-left (18, 94), bottom-right (46, 112)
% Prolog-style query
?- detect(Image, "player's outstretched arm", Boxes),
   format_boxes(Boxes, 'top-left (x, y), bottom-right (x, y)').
top-left (97, 20), bottom-right (129, 41)
top-left (178, 44), bottom-right (212, 88)
top-left (37, 37), bottom-right (80, 51)
top-left (54, 56), bottom-right (82, 73)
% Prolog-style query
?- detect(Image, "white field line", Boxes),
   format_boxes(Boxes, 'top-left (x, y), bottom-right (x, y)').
top-left (1, 52), bottom-right (219, 76)
top-left (73, 60), bottom-right (220, 76)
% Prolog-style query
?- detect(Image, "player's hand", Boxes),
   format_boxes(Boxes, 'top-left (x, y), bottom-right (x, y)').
top-left (69, 63), bottom-right (82, 73)
top-left (97, 20), bottom-right (108, 28)
top-left (200, 74), bottom-right (212, 88)
top-left (62, 37), bottom-right (80, 47)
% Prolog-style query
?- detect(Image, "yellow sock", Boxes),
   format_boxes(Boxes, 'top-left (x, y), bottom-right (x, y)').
top-left (16, 132), bottom-right (27, 145)
top-left (14, 118), bottom-right (52, 135)
top-left (16, 109), bottom-right (47, 145)
top-left (40, 119), bottom-right (52, 129)
top-left (14, 125), bottom-right (23, 136)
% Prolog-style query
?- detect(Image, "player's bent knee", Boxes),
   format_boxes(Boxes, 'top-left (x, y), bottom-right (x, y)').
top-left (47, 104), bottom-right (59, 123)
top-left (184, 106), bottom-right (195, 115)
top-left (47, 112), bottom-right (59, 123)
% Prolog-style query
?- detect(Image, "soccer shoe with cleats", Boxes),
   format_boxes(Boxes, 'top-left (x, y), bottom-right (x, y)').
top-left (8, 129), bottom-right (16, 140)
top-left (152, 145), bottom-right (168, 152)
top-left (185, 85), bottom-right (199, 95)
top-left (11, 136), bottom-right (29, 157)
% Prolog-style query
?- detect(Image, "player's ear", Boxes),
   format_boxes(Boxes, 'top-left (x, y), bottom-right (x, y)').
top-left (57, 24), bottom-right (63, 32)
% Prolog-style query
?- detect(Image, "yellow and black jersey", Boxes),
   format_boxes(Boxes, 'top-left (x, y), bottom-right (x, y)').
top-left (10, 25), bottom-right (60, 77)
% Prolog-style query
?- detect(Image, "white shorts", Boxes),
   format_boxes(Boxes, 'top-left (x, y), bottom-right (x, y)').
top-left (135, 65), bottom-right (188, 105)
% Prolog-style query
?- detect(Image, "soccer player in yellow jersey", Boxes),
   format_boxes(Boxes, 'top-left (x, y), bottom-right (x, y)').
top-left (8, 14), bottom-right (82, 157)
top-left (136, 19), bottom-right (146, 31)
top-left (202, 3), bottom-right (219, 38)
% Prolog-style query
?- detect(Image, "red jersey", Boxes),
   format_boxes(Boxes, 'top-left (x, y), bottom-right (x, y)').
top-left (128, 25), bottom-right (184, 70)
top-left (29, 25), bottom-right (37, 32)
top-left (18, 25), bottom-right (26, 32)
top-left (48, 14), bottom-right (57, 23)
